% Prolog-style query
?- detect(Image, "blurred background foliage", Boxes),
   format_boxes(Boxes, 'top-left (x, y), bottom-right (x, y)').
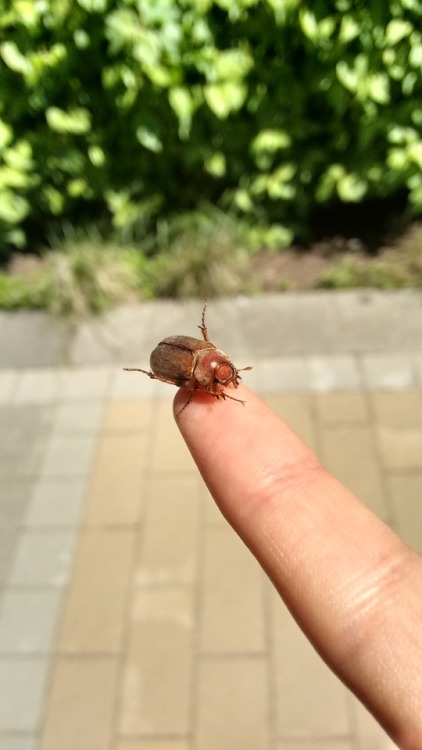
top-left (0, 0), bottom-right (421, 310)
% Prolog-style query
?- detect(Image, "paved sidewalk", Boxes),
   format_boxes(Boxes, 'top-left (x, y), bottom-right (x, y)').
top-left (0, 291), bottom-right (422, 750)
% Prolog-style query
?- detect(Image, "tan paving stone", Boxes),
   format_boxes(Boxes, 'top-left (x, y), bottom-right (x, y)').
top-left (103, 400), bottom-right (154, 432)
top-left (377, 426), bottom-right (422, 470)
top-left (270, 591), bottom-right (350, 739)
top-left (196, 657), bottom-right (269, 750)
top-left (116, 742), bottom-right (189, 750)
top-left (387, 473), bottom-right (422, 552)
top-left (319, 425), bottom-right (387, 518)
top-left (315, 391), bottom-right (369, 423)
top-left (84, 432), bottom-right (148, 525)
top-left (202, 483), bottom-right (227, 528)
top-left (265, 394), bottom-right (317, 452)
top-left (274, 740), bottom-right (353, 750)
top-left (136, 476), bottom-right (200, 586)
top-left (370, 391), bottom-right (422, 427)
top-left (119, 588), bottom-right (193, 736)
top-left (350, 695), bottom-right (398, 749)
top-left (58, 529), bottom-right (135, 654)
top-left (200, 526), bottom-right (266, 654)
top-left (150, 401), bottom-right (196, 475)
top-left (40, 657), bottom-right (118, 750)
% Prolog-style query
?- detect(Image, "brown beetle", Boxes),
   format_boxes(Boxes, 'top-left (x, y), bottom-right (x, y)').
top-left (124, 300), bottom-right (252, 415)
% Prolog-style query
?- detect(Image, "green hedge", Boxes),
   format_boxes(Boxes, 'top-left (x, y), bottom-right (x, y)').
top-left (0, 0), bottom-right (421, 256)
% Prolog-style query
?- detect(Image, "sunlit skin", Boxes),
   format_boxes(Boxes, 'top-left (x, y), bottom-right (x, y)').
top-left (174, 384), bottom-right (422, 750)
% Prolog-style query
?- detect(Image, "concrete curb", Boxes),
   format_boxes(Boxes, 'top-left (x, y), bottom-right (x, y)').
top-left (1, 290), bottom-right (421, 368)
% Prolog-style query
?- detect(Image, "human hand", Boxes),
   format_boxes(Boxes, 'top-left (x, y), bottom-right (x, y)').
top-left (174, 384), bottom-right (422, 750)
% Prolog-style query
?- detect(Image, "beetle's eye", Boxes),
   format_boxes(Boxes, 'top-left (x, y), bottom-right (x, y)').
top-left (215, 362), bottom-right (234, 384)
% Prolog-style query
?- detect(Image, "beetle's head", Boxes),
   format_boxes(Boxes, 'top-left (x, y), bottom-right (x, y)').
top-left (214, 361), bottom-right (237, 387)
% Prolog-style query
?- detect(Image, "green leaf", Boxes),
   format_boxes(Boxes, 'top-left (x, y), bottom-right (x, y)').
top-left (339, 16), bottom-right (360, 43)
top-left (3, 141), bottom-right (33, 171)
top-left (214, 48), bottom-right (253, 80)
top-left (385, 20), bottom-right (412, 46)
top-left (336, 61), bottom-right (358, 92)
top-left (204, 152), bottom-right (226, 177)
top-left (76, 0), bottom-right (108, 11)
top-left (68, 178), bottom-right (91, 198)
top-left (337, 173), bottom-right (367, 202)
top-left (136, 127), bottom-right (163, 153)
top-left (0, 41), bottom-right (32, 75)
top-left (409, 41), bottom-right (422, 68)
top-left (0, 120), bottom-right (13, 150)
top-left (42, 185), bottom-right (65, 215)
top-left (88, 145), bottom-right (105, 167)
top-left (252, 129), bottom-right (291, 153)
top-left (169, 87), bottom-right (195, 139)
top-left (299, 10), bottom-right (318, 40)
top-left (204, 82), bottom-right (247, 118)
top-left (46, 107), bottom-right (92, 134)
top-left (408, 141), bottom-right (422, 169)
top-left (367, 73), bottom-right (390, 104)
top-left (0, 190), bottom-right (29, 223)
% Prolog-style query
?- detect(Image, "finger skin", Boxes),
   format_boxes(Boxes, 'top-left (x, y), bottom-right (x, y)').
top-left (174, 385), bottom-right (422, 749)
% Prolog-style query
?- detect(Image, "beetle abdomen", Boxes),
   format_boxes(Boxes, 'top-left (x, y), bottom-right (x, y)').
top-left (150, 336), bottom-right (216, 384)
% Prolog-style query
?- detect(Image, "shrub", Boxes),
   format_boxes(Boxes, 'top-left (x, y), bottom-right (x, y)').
top-left (0, 0), bottom-right (421, 256)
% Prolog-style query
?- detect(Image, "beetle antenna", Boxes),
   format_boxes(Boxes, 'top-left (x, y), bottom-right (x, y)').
top-left (198, 298), bottom-right (209, 342)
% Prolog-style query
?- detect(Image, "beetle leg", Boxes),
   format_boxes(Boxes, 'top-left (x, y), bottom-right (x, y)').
top-left (123, 367), bottom-right (153, 376)
top-left (219, 390), bottom-right (246, 406)
top-left (198, 299), bottom-right (209, 342)
top-left (123, 368), bottom-right (181, 387)
top-left (175, 388), bottom-right (197, 417)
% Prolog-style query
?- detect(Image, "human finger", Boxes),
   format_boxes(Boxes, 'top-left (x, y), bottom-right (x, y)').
top-left (174, 384), bottom-right (422, 748)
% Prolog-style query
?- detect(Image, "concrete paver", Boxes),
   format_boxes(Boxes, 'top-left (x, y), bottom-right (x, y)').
top-left (1, 291), bottom-right (421, 750)
top-left (119, 588), bottom-right (194, 736)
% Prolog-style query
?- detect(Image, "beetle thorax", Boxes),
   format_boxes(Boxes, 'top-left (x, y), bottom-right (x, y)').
top-left (193, 348), bottom-right (237, 389)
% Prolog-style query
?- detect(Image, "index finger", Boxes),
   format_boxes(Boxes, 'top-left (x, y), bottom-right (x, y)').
top-left (174, 384), bottom-right (422, 748)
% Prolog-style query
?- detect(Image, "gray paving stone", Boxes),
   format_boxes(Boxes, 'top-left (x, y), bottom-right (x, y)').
top-left (0, 657), bottom-right (50, 731)
top-left (308, 354), bottom-right (362, 391)
top-left (0, 589), bottom-right (62, 653)
top-left (112, 366), bottom-right (174, 400)
top-left (0, 405), bottom-right (53, 478)
top-left (259, 356), bottom-right (310, 392)
top-left (239, 292), bottom-right (335, 357)
top-left (8, 531), bottom-right (77, 587)
top-left (361, 353), bottom-right (415, 389)
top-left (39, 434), bottom-right (97, 478)
top-left (329, 290), bottom-right (422, 352)
top-left (13, 369), bottom-right (61, 404)
top-left (70, 303), bottom-right (159, 365)
top-left (0, 291), bottom-right (421, 370)
top-left (58, 365), bottom-right (112, 400)
top-left (0, 738), bottom-right (37, 750)
top-left (0, 483), bottom-right (32, 583)
top-left (414, 352), bottom-right (422, 386)
top-left (24, 479), bottom-right (87, 527)
top-left (0, 311), bottom-right (69, 367)
top-left (0, 370), bottom-right (17, 403)
top-left (52, 402), bottom-right (105, 433)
